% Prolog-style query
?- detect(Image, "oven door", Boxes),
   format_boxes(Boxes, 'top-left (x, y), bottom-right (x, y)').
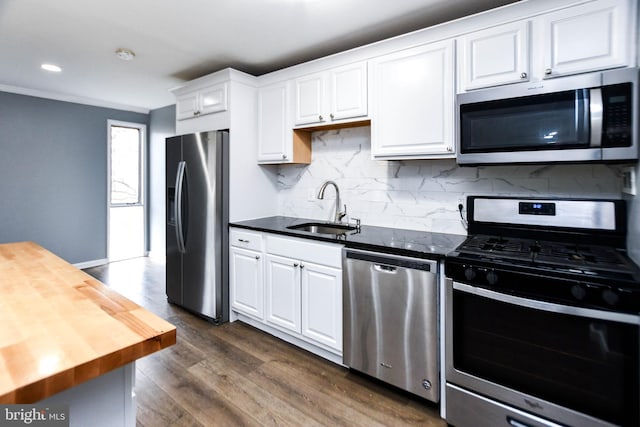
top-left (446, 280), bottom-right (639, 427)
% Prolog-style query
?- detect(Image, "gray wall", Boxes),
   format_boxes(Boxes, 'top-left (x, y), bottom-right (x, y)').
top-left (148, 105), bottom-right (176, 258)
top-left (0, 91), bottom-right (149, 264)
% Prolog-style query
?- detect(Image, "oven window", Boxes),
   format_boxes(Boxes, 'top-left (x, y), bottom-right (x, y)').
top-left (460, 89), bottom-right (589, 153)
top-left (453, 290), bottom-right (639, 426)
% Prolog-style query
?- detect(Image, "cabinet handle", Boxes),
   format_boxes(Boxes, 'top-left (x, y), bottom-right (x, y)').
top-left (255, 255), bottom-right (260, 260)
top-left (446, 145), bottom-right (453, 152)
top-left (238, 239), bottom-right (249, 243)
top-left (193, 110), bottom-right (201, 116)
top-left (545, 68), bottom-right (552, 75)
top-left (520, 72), bottom-right (527, 79)
top-left (282, 154), bottom-right (287, 160)
top-left (293, 263), bottom-right (299, 267)
top-left (300, 264), bottom-right (305, 269)
top-left (318, 115), bottom-right (323, 121)
top-left (330, 113), bottom-right (334, 120)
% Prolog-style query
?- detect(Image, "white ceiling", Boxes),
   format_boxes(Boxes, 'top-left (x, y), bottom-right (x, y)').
top-left (0, 0), bottom-right (518, 112)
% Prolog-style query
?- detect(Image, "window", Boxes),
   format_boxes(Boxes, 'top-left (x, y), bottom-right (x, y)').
top-left (110, 125), bottom-right (142, 205)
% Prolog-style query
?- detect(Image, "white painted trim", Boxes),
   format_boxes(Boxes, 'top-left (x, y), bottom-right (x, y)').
top-left (170, 67), bottom-right (257, 95)
top-left (438, 259), bottom-right (447, 419)
top-left (73, 258), bottom-right (108, 269)
top-left (234, 312), bottom-right (344, 366)
top-left (107, 120), bottom-right (148, 262)
top-left (256, 0), bottom-right (600, 86)
top-left (0, 83), bottom-right (150, 114)
top-left (147, 251), bottom-right (165, 260)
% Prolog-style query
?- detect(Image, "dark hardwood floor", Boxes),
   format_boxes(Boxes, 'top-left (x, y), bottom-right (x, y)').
top-left (84, 257), bottom-right (446, 427)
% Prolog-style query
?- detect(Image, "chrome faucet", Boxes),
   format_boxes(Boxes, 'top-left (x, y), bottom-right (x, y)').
top-left (317, 180), bottom-right (346, 223)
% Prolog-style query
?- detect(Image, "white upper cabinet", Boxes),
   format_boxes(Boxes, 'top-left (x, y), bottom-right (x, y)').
top-left (257, 81), bottom-right (311, 164)
top-left (294, 62), bottom-right (368, 126)
top-left (458, 21), bottom-right (530, 91)
top-left (329, 63), bottom-right (368, 121)
top-left (258, 82), bottom-right (292, 162)
top-left (175, 81), bottom-right (228, 121)
top-left (541, 0), bottom-right (629, 78)
top-left (369, 39), bottom-right (455, 159)
top-left (295, 73), bottom-right (324, 125)
top-left (458, 0), bottom-right (631, 91)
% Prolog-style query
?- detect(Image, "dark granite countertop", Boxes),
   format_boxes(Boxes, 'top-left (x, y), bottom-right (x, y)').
top-left (229, 216), bottom-right (467, 259)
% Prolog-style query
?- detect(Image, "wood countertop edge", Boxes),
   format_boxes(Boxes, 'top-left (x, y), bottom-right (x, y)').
top-left (0, 327), bottom-right (176, 404)
top-left (0, 241), bottom-right (178, 404)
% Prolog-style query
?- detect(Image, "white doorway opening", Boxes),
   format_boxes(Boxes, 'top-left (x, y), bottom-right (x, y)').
top-left (107, 120), bottom-right (146, 262)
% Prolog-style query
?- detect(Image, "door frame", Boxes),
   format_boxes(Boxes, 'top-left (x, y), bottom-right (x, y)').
top-left (106, 119), bottom-right (147, 262)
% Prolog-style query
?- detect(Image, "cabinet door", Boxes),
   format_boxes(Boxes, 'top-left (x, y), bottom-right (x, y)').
top-left (542, 0), bottom-right (629, 78)
top-left (458, 20), bottom-right (530, 91)
top-left (370, 39), bottom-right (455, 159)
top-left (229, 247), bottom-right (264, 320)
top-left (301, 262), bottom-right (342, 352)
top-left (257, 82), bottom-right (292, 163)
top-left (330, 62), bottom-right (368, 121)
top-left (294, 73), bottom-right (325, 125)
top-left (175, 91), bottom-right (200, 121)
top-left (265, 254), bottom-right (301, 333)
top-left (199, 83), bottom-right (228, 115)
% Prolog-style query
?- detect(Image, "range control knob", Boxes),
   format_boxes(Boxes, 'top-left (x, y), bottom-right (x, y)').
top-left (464, 267), bottom-right (476, 281)
top-left (571, 284), bottom-right (587, 301)
top-left (486, 270), bottom-right (499, 285)
top-left (602, 289), bottom-right (620, 306)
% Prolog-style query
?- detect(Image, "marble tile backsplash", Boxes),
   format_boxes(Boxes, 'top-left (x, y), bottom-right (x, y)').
top-left (276, 127), bottom-right (625, 236)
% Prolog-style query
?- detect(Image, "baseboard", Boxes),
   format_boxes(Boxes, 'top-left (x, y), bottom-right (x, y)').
top-left (73, 258), bottom-right (108, 269)
top-left (234, 312), bottom-right (344, 366)
top-left (147, 250), bottom-right (166, 260)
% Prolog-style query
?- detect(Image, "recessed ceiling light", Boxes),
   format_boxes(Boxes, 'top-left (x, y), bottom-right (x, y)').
top-left (115, 48), bottom-right (135, 61)
top-left (41, 63), bottom-right (62, 72)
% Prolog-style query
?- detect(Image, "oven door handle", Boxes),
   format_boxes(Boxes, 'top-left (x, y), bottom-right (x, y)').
top-left (453, 282), bottom-right (639, 325)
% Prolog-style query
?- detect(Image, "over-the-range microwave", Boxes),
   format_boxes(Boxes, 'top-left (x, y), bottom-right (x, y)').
top-left (456, 67), bottom-right (638, 165)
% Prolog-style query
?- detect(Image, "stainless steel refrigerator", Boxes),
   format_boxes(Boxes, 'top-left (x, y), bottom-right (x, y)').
top-left (166, 130), bottom-right (229, 323)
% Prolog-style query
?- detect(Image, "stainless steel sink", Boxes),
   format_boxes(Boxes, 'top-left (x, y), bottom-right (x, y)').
top-left (287, 222), bottom-right (358, 235)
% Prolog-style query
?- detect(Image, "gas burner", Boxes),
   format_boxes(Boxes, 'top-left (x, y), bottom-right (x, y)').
top-left (454, 234), bottom-right (636, 278)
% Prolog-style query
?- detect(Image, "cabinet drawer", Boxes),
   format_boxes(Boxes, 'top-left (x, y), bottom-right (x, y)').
top-left (230, 228), bottom-right (263, 251)
top-left (265, 234), bottom-right (342, 268)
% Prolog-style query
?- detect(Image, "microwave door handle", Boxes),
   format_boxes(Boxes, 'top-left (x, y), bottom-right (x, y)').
top-left (589, 88), bottom-right (603, 148)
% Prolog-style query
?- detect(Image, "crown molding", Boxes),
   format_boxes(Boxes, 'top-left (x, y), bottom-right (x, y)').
top-left (0, 83), bottom-right (150, 114)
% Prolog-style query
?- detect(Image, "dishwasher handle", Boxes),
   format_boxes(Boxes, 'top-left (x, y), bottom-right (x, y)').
top-left (345, 249), bottom-right (436, 272)
top-left (373, 264), bottom-right (397, 273)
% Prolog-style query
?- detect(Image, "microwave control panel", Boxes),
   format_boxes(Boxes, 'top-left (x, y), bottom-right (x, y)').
top-left (602, 83), bottom-right (632, 147)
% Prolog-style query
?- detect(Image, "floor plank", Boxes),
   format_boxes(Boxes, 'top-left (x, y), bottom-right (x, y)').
top-left (84, 257), bottom-right (445, 427)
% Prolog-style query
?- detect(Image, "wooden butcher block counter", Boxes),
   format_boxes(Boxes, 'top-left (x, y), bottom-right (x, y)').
top-left (0, 241), bottom-right (176, 404)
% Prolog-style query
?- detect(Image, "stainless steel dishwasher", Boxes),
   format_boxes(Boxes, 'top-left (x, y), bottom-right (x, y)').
top-left (343, 248), bottom-right (439, 402)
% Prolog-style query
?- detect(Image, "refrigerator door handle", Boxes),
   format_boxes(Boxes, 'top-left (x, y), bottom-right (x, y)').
top-left (175, 161), bottom-right (187, 254)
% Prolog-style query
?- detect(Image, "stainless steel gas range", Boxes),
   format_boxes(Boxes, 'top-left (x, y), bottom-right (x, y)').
top-left (444, 196), bottom-right (640, 427)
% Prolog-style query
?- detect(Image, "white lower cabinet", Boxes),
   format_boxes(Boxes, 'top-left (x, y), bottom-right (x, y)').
top-left (229, 227), bottom-right (344, 360)
top-left (301, 262), bottom-right (342, 351)
top-left (230, 246), bottom-right (264, 320)
top-left (265, 254), bottom-right (301, 333)
top-left (229, 229), bottom-right (264, 320)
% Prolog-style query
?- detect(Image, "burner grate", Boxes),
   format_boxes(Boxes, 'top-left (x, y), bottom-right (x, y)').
top-left (456, 235), bottom-right (630, 275)
top-left (547, 244), bottom-right (623, 266)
